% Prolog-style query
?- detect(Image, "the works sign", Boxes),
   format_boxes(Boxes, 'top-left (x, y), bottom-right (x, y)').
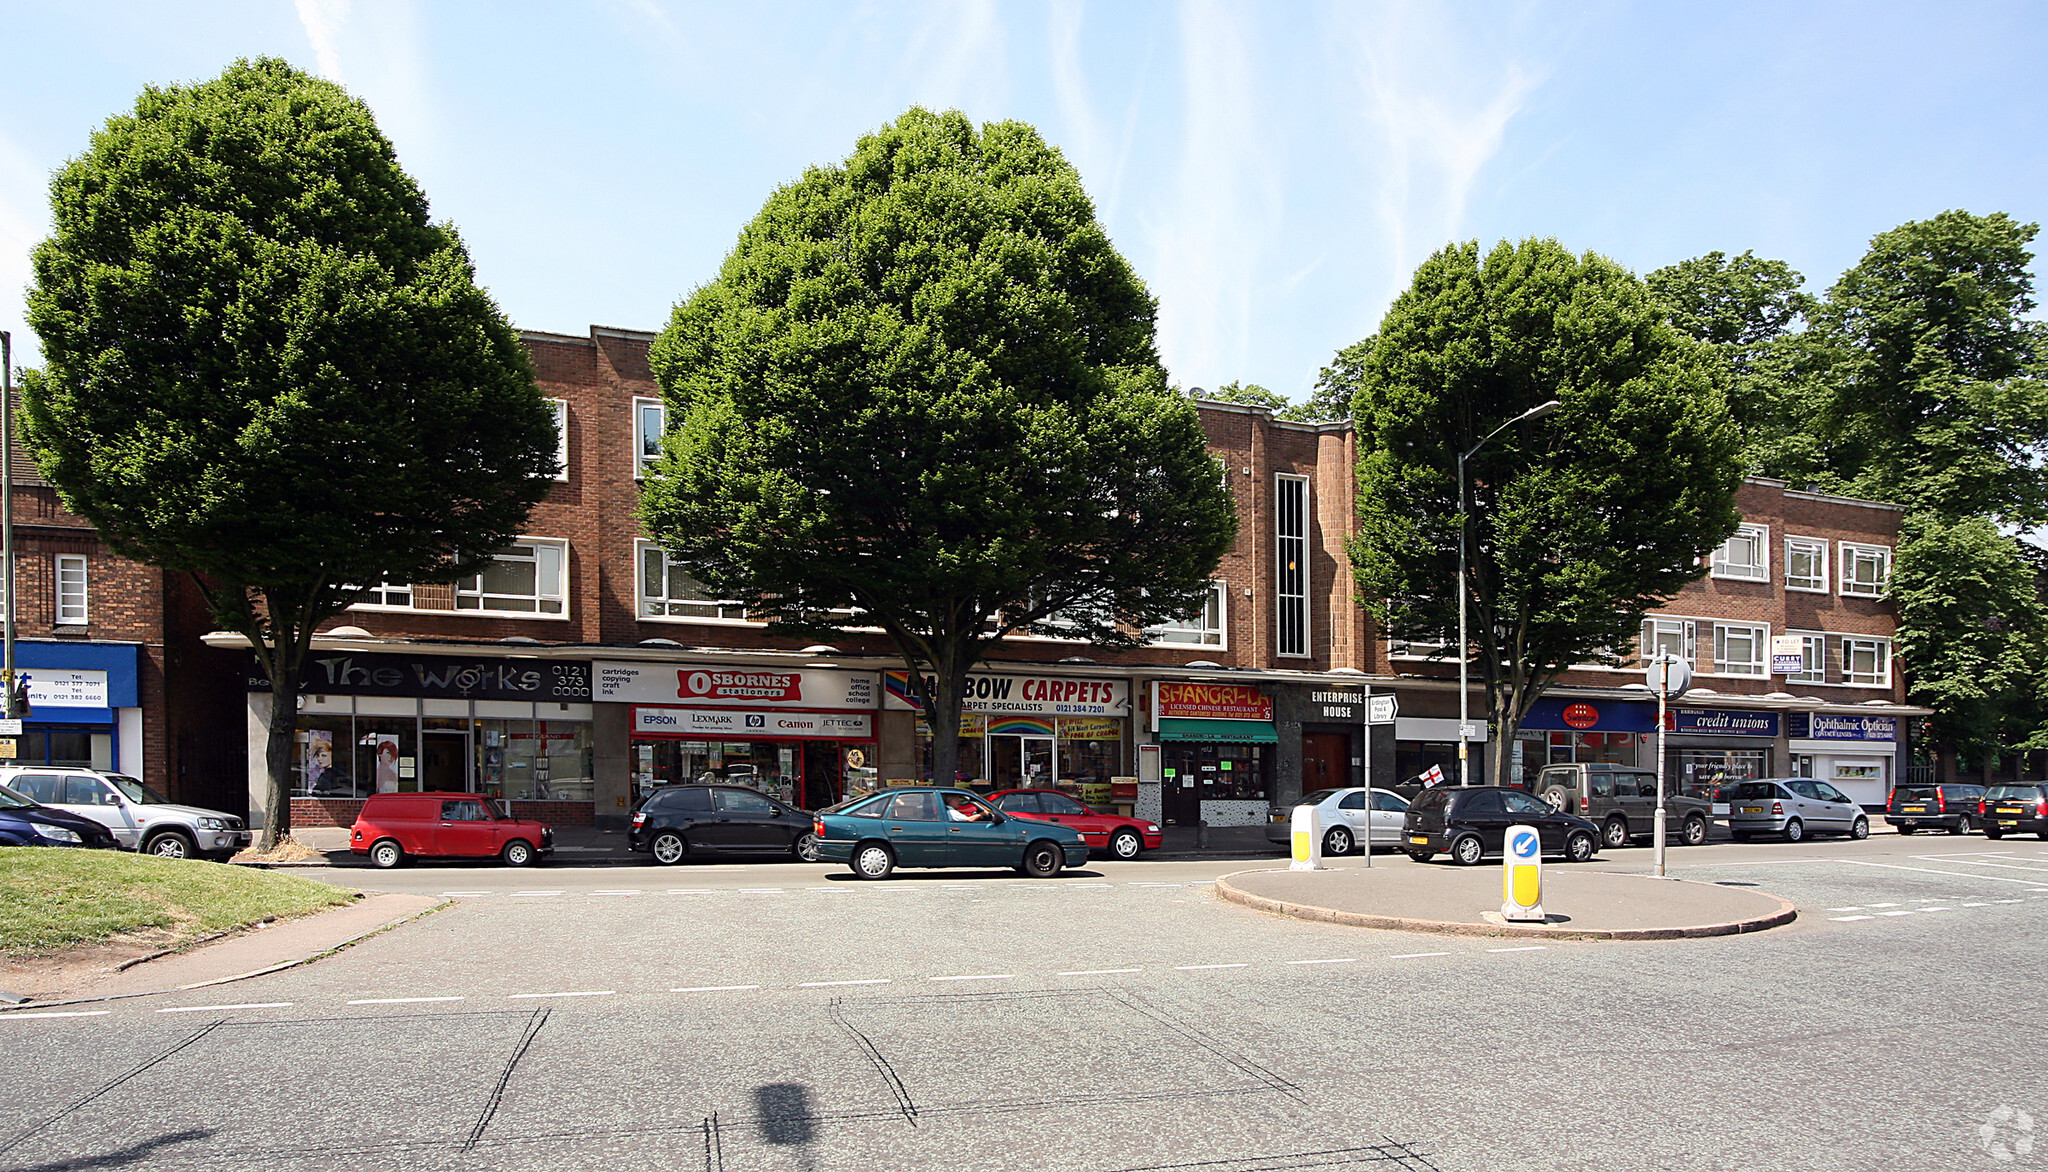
top-left (250, 651), bottom-right (593, 701)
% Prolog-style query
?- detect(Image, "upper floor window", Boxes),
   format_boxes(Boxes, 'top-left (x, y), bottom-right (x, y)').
top-left (1713, 622), bottom-right (1768, 676)
top-left (1147, 581), bottom-right (1226, 648)
top-left (1275, 474), bottom-right (1309, 657)
top-left (1387, 635), bottom-right (1449, 660)
top-left (1642, 617), bottom-right (1698, 666)
top-left (1842, 636), bottom-right (1891, 686)
top-left (1784, 537), bottom-right (1828, 592)
top-left (548, 399), bottom-right (569, 482)
top-left (634, 397), bottom-right (666, 479)
top-left (456, 540), bottom-right (567, 616)
top-left (1784, 631), bottom-right (1826, 684)
top-left (356, 582), bottom-right (412, 608)
top-left (1840, 543), bottom-right (1891, 597)
top-left (638, 541), bottom-right (747, 622)
top-left (1711, 524), bottom-right (1769, 581)
top-left (54, 555), bottom-right (87, 626)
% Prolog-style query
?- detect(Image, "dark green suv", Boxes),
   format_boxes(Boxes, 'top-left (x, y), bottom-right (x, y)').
top-left (1535, 763), bottom-right (1713, 850)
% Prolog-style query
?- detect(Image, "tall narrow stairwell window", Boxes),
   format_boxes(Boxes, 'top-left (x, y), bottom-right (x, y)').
top-left (1275, 474), bottom-right (1309, 657)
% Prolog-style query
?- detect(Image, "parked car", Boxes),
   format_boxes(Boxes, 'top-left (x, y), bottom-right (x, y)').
top-left (349, 792), bottom-right (553, 868)
top-left (1401, 786), bottom-right (1601, 865)
top-left (1979, 784), bottom-right (2048, 840)
top-left (1263, 788), bottom-right (1411, 856)
top-left (630, 784), bottom-right (818, 864)
top-left (986, 788), bottom-right (1161, 859)
top-left (0, 766), bottom-right (250, 860)
top-left (1535, 762), bottom-right (1713, 849)
top-left (1724, 779), bottom-right (1869, 842)
top-left (1886, 783), bottom-right (1986, 835)
top-left (813, 788), bottom-right (1088, 880)
top-left (0, 783), bottom-right (120, 850)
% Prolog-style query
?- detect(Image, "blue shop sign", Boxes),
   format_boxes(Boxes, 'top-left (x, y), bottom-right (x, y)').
top-left (1522, 697), bottom-right (1657, 733)
top-left (1789, 712), bottom-right (1898, 742)
top-left (1667, 708), bottom-right (1780, 737)
top-left (14, 640), bottom-right (140, 726)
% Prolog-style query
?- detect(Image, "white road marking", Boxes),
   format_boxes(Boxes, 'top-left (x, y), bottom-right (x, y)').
top-left (1130, 882), bottom-right (1184, 887)
top-left (1, 1010), bottom-right (110, 1019)
top-left (1284, 958), bottom-right (1357, 965)
top-left (1996, 899), bottom-right (2025, 904)
top-left (1878, 911), bottom-right (1915, 917)
top-left (799, 979), bottom-right (891, 987)
top-left (1829, 915), bottom-right (1876, 922)
top-left (1920, 907), bottom-right (1951, 912)
top-left (1175, 963), bottom-right (1248, 970)
top-left (1963, 903), bottom-right (1989, 907)
top-left (1828, 906), bottom-right (1865, 912)
top-left (667, 889), bottom-right (716, 895)
top-left (593, 890), bottom-right (639, 896)
top-left (1839, 860), bottom-right (2048, 886)
top-left (347, 996), bottom-right (464, 1005)
top-left (1486, 946), bottom-right (1548, 953)
top-left (1868, 903), bottom-right (1900, 908)
top-left (511, 890), bottom-right (564, 896)
top-left (738, 889), bottom-right (785, 894)
top-left (1056, 968), bottom-right (1141, 976)
top-left (157, 1002), bottom-right (292, 1013)
top-left (508, 990), bottom-right (614, 999)
top-left (1915, 857), bottom-right (2048, 875)
top-left (1069, 883), bottom-right (1113, 888)
top-left (439, 891), bottom-right (492, 897)
top-left (1391, 952), bottom-right (1453, 959)
top-left (929, 973), bottom-right (1015, 982)
top-left (673, 985), bottom-right (761, 993)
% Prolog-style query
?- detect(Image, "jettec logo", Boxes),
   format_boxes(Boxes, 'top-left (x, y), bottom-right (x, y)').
top-left (677, 670), bottom-right (802, 703)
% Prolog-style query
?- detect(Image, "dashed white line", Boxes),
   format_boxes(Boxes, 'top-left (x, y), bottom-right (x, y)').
top-left (1920, 907), bottom-right (1952, 912)
top-left (1130, 882), bottom-right (1184, 887)
top-left (1996, 899), bottom-right (2025, 904)
top-left (511, 890), bottom-right (564, 897)
top-left (592, 890), bottom-right (640, 896)
top-left (1284, 958), bottom-right (1357, 966)
top-left (439, 891), bottom-right (492, 897)
top-left (799, 979), bottom-right (891, 988)
top-left (1878, 910), bottom-right (1915, 917)
top-left (0, 1010), bottom-right (110, 1019)
top-left (929, 973), bottom-right (1015, 982)
top-left (1057, 968), bottom-right (1141, 976)
top-left (1069, 883), bottom-right (1112, 888)
top-left (1840, 860), bottom-right (2048, 887)
top-left (1486, 946), bottom-right (1548, 953)
top-left (508, 990), bottom-right (615, 999)
top-left (1829, 915), bottom-right (1876, 922)
top-left (1175, 963), bottom-right (1247, 970)
top-left (667, 889), bottom-right (716, 895)
top-left (673, 985), bottom-right (761, 993)
top-left (1391, 952), bottom-right (1453, 959)
top-left (1828, 906), bottom-right (1865, 912)
top-left (738, 889), bottom-right (785, 894)
top-left (347, 996), bottom-right (464, 1005)
top-left (157, 1002), bottom-right (292, 1013)
top-left (1963, 902), bottom-right (1989, 908)
top-left (1868, 903), bottom-right (1900, 908)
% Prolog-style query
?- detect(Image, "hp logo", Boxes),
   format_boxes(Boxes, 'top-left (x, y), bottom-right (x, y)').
top-left (745, 715), bottom-right (766, 728)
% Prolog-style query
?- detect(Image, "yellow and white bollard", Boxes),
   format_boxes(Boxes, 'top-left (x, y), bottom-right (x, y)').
top-left (1500, 824), bottom-right (1544, 922)
top-left (1289, 802), bottom-right (1324, 871)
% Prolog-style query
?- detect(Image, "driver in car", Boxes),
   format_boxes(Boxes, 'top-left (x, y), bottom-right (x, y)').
top-left (945, 795), bottom-right (990, 822)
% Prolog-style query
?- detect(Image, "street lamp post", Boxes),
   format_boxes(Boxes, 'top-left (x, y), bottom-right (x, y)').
top-left (1456, 399), bottom-right (1561, 786)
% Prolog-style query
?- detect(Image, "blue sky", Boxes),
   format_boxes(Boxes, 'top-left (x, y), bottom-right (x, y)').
top-left (3, 2), bottom-right (2044, 404)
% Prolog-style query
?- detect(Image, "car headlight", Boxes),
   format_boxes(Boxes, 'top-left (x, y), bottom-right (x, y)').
top-left (197, 817), bottom-right (226, 830)
top-left (1145, 824), bottom-right (1160, 833)
top-left (40, 826), bottom-right (81, 843)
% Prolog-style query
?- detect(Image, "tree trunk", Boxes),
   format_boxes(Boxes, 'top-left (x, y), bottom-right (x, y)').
top-left (925, 638), bottom-right (973, 787)
top-left (262, 669), bottom-right (298, 851)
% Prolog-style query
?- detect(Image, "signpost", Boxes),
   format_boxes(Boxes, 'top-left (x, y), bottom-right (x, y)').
top-left (1501, 824), bottom-right (1544, 922)
top-left (1645, 652), bottom-right (1693, 877)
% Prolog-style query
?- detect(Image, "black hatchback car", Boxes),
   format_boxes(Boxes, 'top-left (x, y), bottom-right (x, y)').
top-left (630, 785), bottom-right (818, 864)
top-left (1887, 783), bottom-right (1986, 835)
top-left (0, 783), bottom-right (120, 850)
top-left (1403, 785), bottom-right (1602, 865)
top-left (1980, 784), bottom-right (2048, 840)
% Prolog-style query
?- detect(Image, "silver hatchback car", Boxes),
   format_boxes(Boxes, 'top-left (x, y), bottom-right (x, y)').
top-left (1725, 779), bottom-right (1870, 843)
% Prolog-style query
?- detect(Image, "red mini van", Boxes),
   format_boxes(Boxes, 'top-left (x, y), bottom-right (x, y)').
top-left (350, 793), bottom-right (554, 869)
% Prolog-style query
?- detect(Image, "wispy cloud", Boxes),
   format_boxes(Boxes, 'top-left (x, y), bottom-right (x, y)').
top-left (295, 0), bottom-right (351, 83)
top-left (899, 0), bottom-right (1009, 115)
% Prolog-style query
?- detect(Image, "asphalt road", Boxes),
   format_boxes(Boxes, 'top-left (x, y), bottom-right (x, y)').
top-left (5, 832), bottom-right (2046, 1171)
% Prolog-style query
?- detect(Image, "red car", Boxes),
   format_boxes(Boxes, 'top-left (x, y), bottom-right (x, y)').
top-left (986, 788), bottom-right (1162, 859)
top-left (350, 792), bottom-right (554, 868)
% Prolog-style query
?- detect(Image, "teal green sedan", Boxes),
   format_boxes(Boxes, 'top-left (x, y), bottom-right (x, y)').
top-left (813, 788), bottom-right (1090, 880)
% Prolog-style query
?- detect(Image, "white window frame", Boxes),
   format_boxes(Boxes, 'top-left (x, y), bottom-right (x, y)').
top-left (453, 538), bottom-right (569, 619)
top-left (1386, 635), bottom-right (1450, 661)
top-left (1842, 636), bottom-right (1892, 686)
top-left (548, 398), bottom-right (569, 482)
top-left (1275, 473), bottom-right (1310, 658)
top-left (634, 397), bottom-right (666, 480)
top-left (54, 554), bottom-right (87, 626)
top-left (1840, 542), bottom-right (1891, 597)
top-left (635, 540), bottom-right (753, 624)
top-left (1146, 581), bottom-right (1227, 648)
top-left (352, 581), bottom-right (414, 610)
top-left (1711, 523), bottom-right (1769, 581)
top-left (1641, 617), bottom-right (1699, 667)
top-left (1783, 536), bottom-right (1828, 593)
top-left (1783, 630), bottom-right (1827, 685)
top-left (1712, 621), bottom-right (1770, 677)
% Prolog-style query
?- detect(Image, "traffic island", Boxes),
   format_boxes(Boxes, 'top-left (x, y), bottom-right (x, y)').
top-left (1214, 865), bottom-right (1797, 940)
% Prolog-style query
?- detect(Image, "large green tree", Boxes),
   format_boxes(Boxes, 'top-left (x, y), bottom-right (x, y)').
top-left (24, 58), bottom-right (558, 846)
top-left (640, 108), bottom-right (1236, 790)
top-left (1345, 238), bottom-right (1743, 785)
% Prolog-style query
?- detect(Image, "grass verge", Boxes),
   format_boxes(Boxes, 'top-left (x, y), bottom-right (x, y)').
top-left (0, 847), bottom-right (356, 955)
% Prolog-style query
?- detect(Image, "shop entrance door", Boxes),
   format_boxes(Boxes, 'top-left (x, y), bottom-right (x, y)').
top-left (800, 741), bottom-right (841, 811)
top-left (988, 736), bottom-right (1057, 790)
top-left (1162, 747), bottom-right (1200, 825)
top-left (1302, 733), bottom-right (1349, 795)
top-left (421, 730), bottom-right (470, 792)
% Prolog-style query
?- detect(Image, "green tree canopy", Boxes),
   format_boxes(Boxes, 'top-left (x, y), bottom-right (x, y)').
top-left (640, 108), bottom-right (1236, 787)
top-left (23, 58), bottom-right (558, 844)
top-left (1198, 380), bottom-right (1289, 411)
top-left (1347, 238), bottom-right (1742, 785)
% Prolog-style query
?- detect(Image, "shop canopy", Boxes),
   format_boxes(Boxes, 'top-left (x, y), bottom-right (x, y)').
top-left (1157, 718), bottom-right (1278, 743)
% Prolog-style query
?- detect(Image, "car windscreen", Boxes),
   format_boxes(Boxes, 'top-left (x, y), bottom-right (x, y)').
top-left (1407, 789), bottom-right (1448, 811)
top-left (105, 775), bottom-right (170, 804)
top-left (1892, 786), bottom-right (1935, 802)
top-left (1986, 786), bottom-right (2044, 801)
top-left (0, 785), bottom-right (35, 811)
top-left (1728, 782), bottom-right (1783, 801)
top-left (826, 795), bottom-right (887, 818)
top-left (1295, 790), bottom-right (1340, 807)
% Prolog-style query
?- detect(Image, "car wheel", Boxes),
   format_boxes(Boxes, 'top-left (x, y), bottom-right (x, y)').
top-left (1542, 786), bottom-right (1571, 813)
top-left (1896, 824), bottom-right (1916, 835)
top-left (1108, 828), bottom-right (1142, 860)
top-left (501, 839), bottom-right (536, 867)
top-left (1021, 840), bottom-right (1064, 879)
top-left (1850, 816), bottom-right (1870, 840)
top-left (1680, 815), bottom-right (1708, 846)
top-left (1323, 826), bottom-right (1352, 857)
top-left (1603, 816), bottom-right (1630, 850)
top-left (650, 831), bottom-right (687, 866)
top-left (1783, 818), bottom-right (1805, 843)
top-left (852, 842), bottom-right (894, 880)
top-left (1405, 850), bottom-right (1434, 863)
top-left (144, 831), bottom-right (194, 860)
top-left (369, 839), bottom-right (404, 869)
top-left (793, 832), bottom-right (820, 863)
top-left (1949, 816), bottom-right (1970, 836)
top-left (1565, 830), bottom-right (1596, 863)
top-left (1450, 835), bottom-right (1484, 866)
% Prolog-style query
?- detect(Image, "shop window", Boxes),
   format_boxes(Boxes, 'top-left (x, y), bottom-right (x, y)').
top-left (1676, 749), bottom-right (1769, 793)
top-left (1785, 631), bottom-right (1826, 684)
top-left (54, 555), bottom-right (87, 626)
top-left (1275, 474), bottom-right (1309, 657)
top-left (456, 540), bottom-right (567, 616)
top-left (1843, 637), bottom-right (1891, 686)
top-left (1834, 761), bottom-right (1885, 782)
top-left (1840, 543), bottom-right (1891, 597)
top-left (1711, 524), bottom-right (1768, 581)
top-left (1641, 617), bottom-right (1698, 666)
top-left (1146, 581), bottom-right (1226, 647)
top-left (1784, 537), bottom-right (1828, 592)
top-left (295, 721), bottom-right (354, 797)
top-left (548, 399), bottom-right (569, 482)
top-left (634, 397), bottom-right (666, 479)
top-left (638, 541), bottom-right (747, 621)
top-left (1713, 622), bottom-right (1768, 676)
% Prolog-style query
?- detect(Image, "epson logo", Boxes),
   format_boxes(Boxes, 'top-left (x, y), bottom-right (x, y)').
top-left (643, 713), bottom-right (679, 726)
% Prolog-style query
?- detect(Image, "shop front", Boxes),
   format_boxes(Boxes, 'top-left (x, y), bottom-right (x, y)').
top-left (1396, 717), bottom-right (1491, 787)
top-left (252, 650), bottom-right (596, 827)
top-left (886, 669), bottom-right (1130, 804)
top-left (1152, 682), bottom-right (1274, 827)
top-left (1512, 697), bottom-right (1658, 789)
top-left (1788, 711), bottom-right (1900, 809)
top-left (3, 641), bottom-right (144, 776)
top-left (1658, 707), bottom-right (1780, 799)
top-left (599, 662), bottom-right (880, 811)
